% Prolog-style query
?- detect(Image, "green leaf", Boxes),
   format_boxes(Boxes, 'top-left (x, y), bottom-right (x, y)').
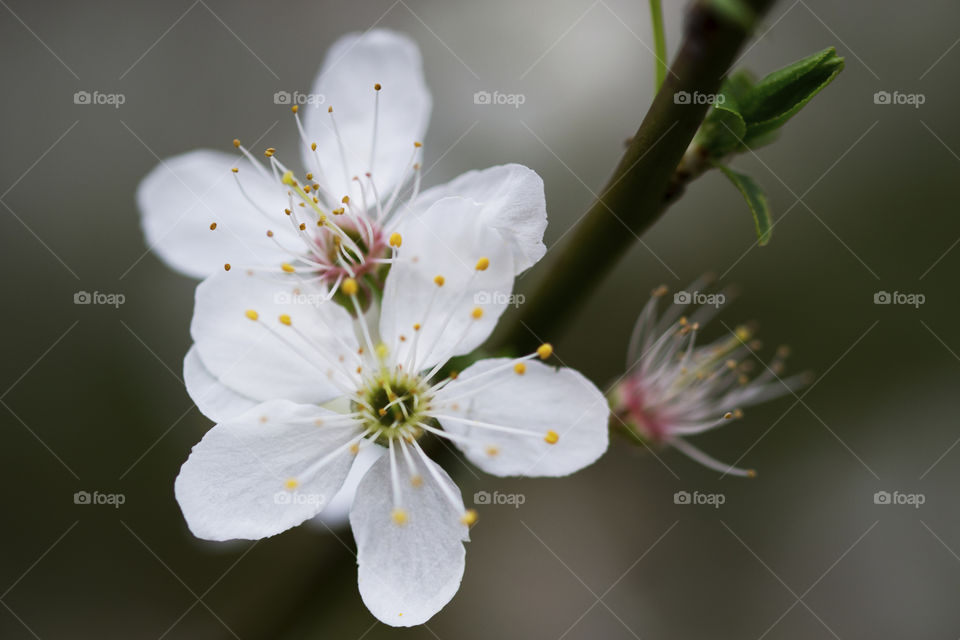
top-left (694, 70), bottom-right (754, 156)
top-left (738, 47), bottom-right (845, 145)
top-left (696, 105), bottom-right (746, 156)
top-left (715, 164), bottom-right (773, 245)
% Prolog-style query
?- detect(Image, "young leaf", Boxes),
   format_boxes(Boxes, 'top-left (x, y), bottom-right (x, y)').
top-left (694, 70), bottom-right (754, 156)
top-left (715, 164), bottom-right (772, 245)
top-left (695, 105), bottom-right (746, 156)
top-left (738, 47), bottom-right (844, 145)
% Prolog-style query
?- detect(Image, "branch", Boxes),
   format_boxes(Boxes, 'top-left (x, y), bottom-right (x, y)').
top-left (490, 0), bottom-right (775, 354)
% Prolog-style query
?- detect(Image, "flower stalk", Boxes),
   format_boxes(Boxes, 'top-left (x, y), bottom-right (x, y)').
top-left (489, 0), bottom-right (775, 356)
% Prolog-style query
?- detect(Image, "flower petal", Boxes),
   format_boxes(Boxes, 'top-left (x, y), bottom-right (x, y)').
top-left (310, 441), bottom-right (385, 529)
top-left (350, 446), bottom-right (468, 626)
top-left (183, 345), bottom-right (258, 422)
top-left (137, 150), bottom-right (296, 278)
top-left (432, 358), bottom-right (610, 477)
top-left (409, 164), bottom-right (547, 273)
top-left (175, 399), bottom-right (365, 541)
top-left (191, 269), bottom-right (359, 405)
top-left (301, 30), bottom-right (431, 201)
top-left (382, 197), bottom-right (515, 372)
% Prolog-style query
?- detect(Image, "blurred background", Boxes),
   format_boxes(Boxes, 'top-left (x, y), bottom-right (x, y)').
top-left (2, 0), bottom-right (959, 637)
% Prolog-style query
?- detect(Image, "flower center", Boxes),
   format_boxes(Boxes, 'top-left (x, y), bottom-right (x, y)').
top-left (354, 372), bottom-right (431, 443)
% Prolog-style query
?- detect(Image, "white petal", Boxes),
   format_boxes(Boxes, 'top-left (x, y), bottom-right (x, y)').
top-left (183, 345), bottom-right (258, 422)
top-left (351, 447), bottom-right (468, 626)
top-left (175, 400), bottom-right (364, 541)
top-left (137, 150), bottom-right (296, 278)
top-left (382, 197), bottom-right (515, 372)
top-left (310, 441), bottom-right (384, 529)
top-left (191, 269), bottom-right (359, 405)
top-left (409, 164), bottom-right (547, 273)
top-left (301, 30), bottom-right (431, 200)
top-left (432, 358), bottom-right (610, 477)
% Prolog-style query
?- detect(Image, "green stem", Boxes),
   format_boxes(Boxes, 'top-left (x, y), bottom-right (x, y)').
top-left (489, 0), bottom-right (773, 356)
top-left (649, 0), bottom-right (667, 91)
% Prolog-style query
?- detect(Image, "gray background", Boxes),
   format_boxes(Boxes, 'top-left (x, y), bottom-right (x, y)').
top-left (1, 0), bottom-right (958, 637)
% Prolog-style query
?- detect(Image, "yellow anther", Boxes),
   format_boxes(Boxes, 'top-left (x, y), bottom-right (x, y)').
top-left (209, 222), bottom-right (217, 230)
top-left (414, 141), bottom-right (422, 148)
top-left (245, 309), bottom-right (259, 321)
top-left (341, 195), bottom-right (350, 204)
top-left (485, 446), bottom-right (499, 457)
top-left (291, 104), bottom-right (299, 113)
top-left (375, 343), bottom-right (389, 360)
top-left (232, 138), bottom-right (241, 148)
top-left (413, 323), bottom-right (421, 331)
top-left (341, 278), bottom-right (359, 296)
top-left (471, 307), bottom-right (484, 319)
top-left (278, 314), bottom-right (292, 326)
top-left (723, 411), bottom-right (733, 420)
top-left (311, 142), bottom-right (317, 150)
top-left (378, 408), bottom-right (387, 417)
top-left (537, 343), bottom-right (553, 359)
top-left (735, 326), bottom-right (751, 342)
top-left (284, 478), bottom-right (299, 490)
top-left (434, 275), bottom-right (445, 287)
top-left (349, 442), bottom-right (360, 455)
top-left (264, 147), bottom-right (276, 158)
top-left (374, 83), bottom-right (382, 91)
top-left (281, 263), bottom-right (296, 273)
top-left (410, 474), bottom-right (423, 487)
top-left (475, 257), bottom-right (490, 271)
top-left (281, 170), bottom-right (295, 185)
top-left (746, 469), bottom-right (757, 478)
top-left (266, 230), bottom-right (274, 237)
top-left (305, 172), bottom-right (313, 180)
top-left (299, 223), bottom-right (306, 230)
top-left (231, 167), bottom-right (239, 173)
top-left (389, 232), bottom-right (402, 248)
top-left (461, 509), bottom-right (478, 526)
top-left (544, 430), bottom-right (560, 444)
top-left (223, 263), bottom-right (231, 271)
top-left (514, 362), bottom-right (527, 375)
top-left (391, 508), bottom-right (408, 525)
top-left (327, 106), bottom-right (333, 113)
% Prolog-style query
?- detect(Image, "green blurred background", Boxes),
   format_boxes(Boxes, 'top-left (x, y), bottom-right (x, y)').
top-left (2, 0), bottom-right (959, 637)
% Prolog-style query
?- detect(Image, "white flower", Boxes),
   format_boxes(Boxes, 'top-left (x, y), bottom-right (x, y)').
top-left (610, 283), bottom-right (806, 476)
top-left (175, 198), bottom-right (609, 626)
top-left (136, 29), bottom-right (547, 284)
top-left (138, 29), bottom-right (551, 530)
